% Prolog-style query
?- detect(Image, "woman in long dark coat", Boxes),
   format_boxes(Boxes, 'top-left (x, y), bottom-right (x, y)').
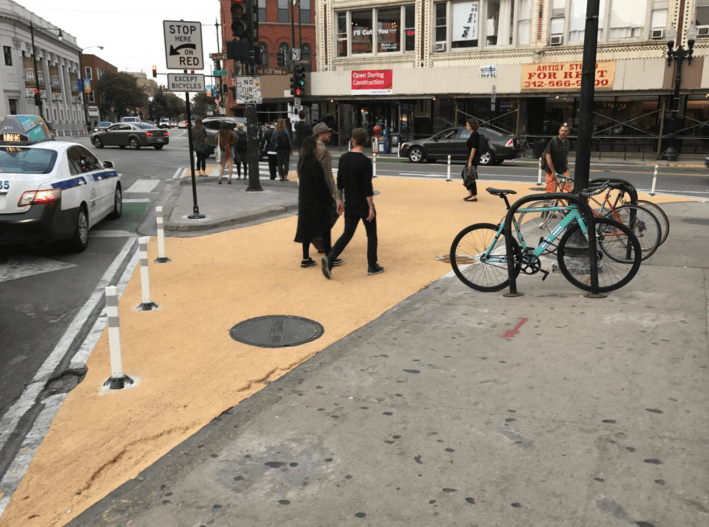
top-left (295, 136), bottom-right (335, 268)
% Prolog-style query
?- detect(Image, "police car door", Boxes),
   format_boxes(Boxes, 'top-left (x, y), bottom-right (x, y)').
top-left (66, 145), bottom-right (104, 223)
top-left (78, 145), bottom-right (114, 219)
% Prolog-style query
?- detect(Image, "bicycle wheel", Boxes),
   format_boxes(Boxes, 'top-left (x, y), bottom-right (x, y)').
top-left (603, 204), bottom-right (661, 261)
top-left (636, 200), bottom-right (670, 245)
top-left (557, 217), bottom-right (642, 293)
top-left (450, 223), bottom-right (522, 292)
top-left (516, 201), bottom-right (563, 254)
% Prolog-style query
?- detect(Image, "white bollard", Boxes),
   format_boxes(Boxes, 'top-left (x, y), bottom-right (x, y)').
top-left (137, 236), bottom-right (159, 311)
top-left (649, 164), bottom-right (658, 196)
top-left (446, 155), bottom-right (452, 182)
top-left (537, 158), bottom-right (544, 186)
top-left (372, 153), bottom-right (378, 178)
top-left (155, 206), bottom-right (171, 263)
top-left (104, 286), bottom-right (134, 390)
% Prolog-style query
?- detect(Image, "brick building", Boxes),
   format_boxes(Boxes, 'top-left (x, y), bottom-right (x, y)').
top-left (80, 53), bottom-right (117, 125)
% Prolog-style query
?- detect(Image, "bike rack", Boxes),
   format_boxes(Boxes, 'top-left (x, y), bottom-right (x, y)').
top-left (589, 178), bottom-right (638, 205)
top-left (502, 193), bottom-right (602, 297)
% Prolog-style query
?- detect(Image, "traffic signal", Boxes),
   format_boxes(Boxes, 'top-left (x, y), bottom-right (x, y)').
top-left (152, 65), bottom-right (157, 78)
top-left (231, 0), bottom-right (247, 39)
top-left (277, 49), bottom-right (285, 67)
top-left (294, 66), bottom-right (306, 97)
top-left (33, 89), bottom-right (41, 106)
top-left (250, 0), bottom-right (258, 41)
top-left (290, 72), bottom-right (296, 96)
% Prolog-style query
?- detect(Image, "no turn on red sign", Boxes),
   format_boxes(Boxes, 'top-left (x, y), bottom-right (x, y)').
top-left (163, 21), bottom-right (204, 70)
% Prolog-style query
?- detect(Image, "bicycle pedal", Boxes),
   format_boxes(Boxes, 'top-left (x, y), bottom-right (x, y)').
top-left (540, 269), bottom-right (550, 281)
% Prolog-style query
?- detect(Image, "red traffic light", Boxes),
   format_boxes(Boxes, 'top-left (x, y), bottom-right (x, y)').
top-left (151, 65), bottom-right (157, 78)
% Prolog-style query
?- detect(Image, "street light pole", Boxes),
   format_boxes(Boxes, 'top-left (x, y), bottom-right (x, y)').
top-left (29, 22), bottom-right (64, 121)
top-left (662, 26), bottom-right (696, 161)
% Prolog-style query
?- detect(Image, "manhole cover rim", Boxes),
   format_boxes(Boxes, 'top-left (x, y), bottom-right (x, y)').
top-left (229, 315), bottom-right (324, 348)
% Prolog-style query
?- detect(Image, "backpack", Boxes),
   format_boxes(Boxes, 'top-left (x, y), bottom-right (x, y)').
top-left (276, 130), bottom-right (290, 150)
top-left (236, 130), bottom-right (247, 152)
top-left (477, 133), bottom-right (491, 159)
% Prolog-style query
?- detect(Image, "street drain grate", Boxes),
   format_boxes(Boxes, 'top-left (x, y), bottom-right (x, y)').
top-left (229, 315), bottom-right (324, 348)
top-left (682, 218), bottom-right (709, 225)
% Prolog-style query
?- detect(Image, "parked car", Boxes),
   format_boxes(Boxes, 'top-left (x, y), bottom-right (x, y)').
top-left (158, 118), bottom-right (171, 129)
top-left (177, 120), bottom-right (188, 128)
top-left (0, 114), bottom-right (122, 252)
top-left (399, 126), bottom-right (520, 165)
top-left (94, 121), bottom-right (112, 132)
top-left (91, 122), bottom-right (169, 150)
top-left (201, 116), bottom-right (267, 159)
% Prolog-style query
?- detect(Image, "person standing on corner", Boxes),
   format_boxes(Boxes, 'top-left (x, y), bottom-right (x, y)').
top-left (235, 122), bottom-right (248, 180)
top-left (294, 110), bottom-right (313, 152)
top-left (312, 121), bottom-right (338, 254)
top-left (543, 123), bottom-right (573, 193)
top-left (261, 123), bottom-right (278, 180)
top-left (294, 136), bottom-right (341, 268)
top-left (463, 117), bottom-right (480, 202)
top-left (321, 128), bottom-right (384, 279)
top-left (275, 118), bottom-right (293, 181)
top-left (216, 122), bottom-right (237, 184)
top-left (192, 117), bottom-right (208, 177)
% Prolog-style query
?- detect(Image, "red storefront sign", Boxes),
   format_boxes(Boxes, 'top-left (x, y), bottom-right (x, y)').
top-left (351, 70), bottom-right (393, 95)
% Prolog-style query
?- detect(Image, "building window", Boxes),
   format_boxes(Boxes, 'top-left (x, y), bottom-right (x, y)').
top-left (517, 0), bottom-right (532, 45)
top-left (435, 3), bottom-right (447, 42)
top-left (279, 42), bottom-right (290, 65)
top-left (301, 43), bottom-right (312, 70)
top-left (404, 5), bottom-right (416, 51)
top-left (608, 0), bottom-right (645, 40)
top-left (337, 6), bottom-right (417, 56)
top-left (566, 0), bottom-right (662, 43)
top-left (696, 0), bottom-right (709, 29)
top-left (300, 0), bottom-right (311, 24)
top-left (3, 46), bottom-right (11, 66)
top-left (256, 42), bottom-right (268, 65)
top-left (278, 0), bottom-right (288, 23)
top-left (84, 66), bottom-right (92, 80)
top-left (486, 0), bottom-right (515, 46)
top-left (88, 92), bottom-right (95, 103)
top-left (258, 0), bottom-right (266, 22)
top-left (337, 12), bottom-right (348, 56)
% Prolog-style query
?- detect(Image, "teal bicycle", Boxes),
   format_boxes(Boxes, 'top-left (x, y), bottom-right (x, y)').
top-left (450, 185), bottom-right (642, 293)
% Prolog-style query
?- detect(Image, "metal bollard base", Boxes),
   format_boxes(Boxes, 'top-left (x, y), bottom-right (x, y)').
top-left (154, 257), bottom-right (172, 263)
top-left (137, 302), bottom-right (159, 311)
top-left (188, 213), bottom-right (206, 219)
top-left (104, 375), bottom-right (134, 390)
top-left (583, 292), bottom-right (608, 299)
top-left (503, 292), bottom-right (525, 297)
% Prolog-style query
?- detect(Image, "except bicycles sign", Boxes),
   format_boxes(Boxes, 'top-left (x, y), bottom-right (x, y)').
top-left (521, 61), bottom-right (616, 91)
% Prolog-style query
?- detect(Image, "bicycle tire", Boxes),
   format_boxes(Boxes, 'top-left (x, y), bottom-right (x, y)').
top-left (635, 200), bottom-right (670, 245)
top-left (450, 223), bottom-right (521, 292)
top-left (516, 201), bottom-right (564, 254)
top-left (557, 217), bottom-right (642, 293)
top-left (603, 204), bottom-right (661, 261)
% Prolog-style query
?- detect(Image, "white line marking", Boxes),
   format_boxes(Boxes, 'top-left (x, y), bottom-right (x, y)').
top-left (91, 230), bottom-right (136, 238)
top-left (171, 167), bottom-right (183, 179)
top-left (125, 180), bottom-right (160, 193)
top-left (123, 198), bottom-right (151, 203)
top-left (0, 237), bottom-right (137, 455)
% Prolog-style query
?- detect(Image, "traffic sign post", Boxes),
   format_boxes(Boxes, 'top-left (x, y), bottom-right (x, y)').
top-left (236, 76), bottom-right (262, 105)
top-left (167, 73), bottom-right (205, 92)
top-left (163, 21), bottom-right (204, 70)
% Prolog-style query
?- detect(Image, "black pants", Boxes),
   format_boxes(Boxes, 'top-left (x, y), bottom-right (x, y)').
top-left (277, 150), bottom-right (290, 178)
top-left (302, 230), bottom-right (331, 259)
top-left (330, 213), bottom-right (378, 268)
top-left (195, 151), bottom-right (207, 171)
top-left (235, 152), bottom-right (247, 177)
top-left (267, 153), bottom-right (277, 179)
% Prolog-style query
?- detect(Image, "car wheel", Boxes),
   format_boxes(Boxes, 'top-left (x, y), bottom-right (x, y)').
top-left (93, 137), bottom-right (104, 149)
top-left (154, 145), bottom-right (164, 150)
top-left (408, 146), bottom-right (425, 163)
top-left (129, 137), bottom-right (141, 150)
top-left (478, 151), bottom-right (495, 166)
top-left (67, 206), bottom-right (89, 252)
top-left (108, 185), bottom-right (122, 219)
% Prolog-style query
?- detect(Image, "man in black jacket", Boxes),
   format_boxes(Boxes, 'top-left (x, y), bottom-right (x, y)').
top-left (293, 110), bottom-right (312, 151)
top-left (321, 128), bottom-right (384, 279)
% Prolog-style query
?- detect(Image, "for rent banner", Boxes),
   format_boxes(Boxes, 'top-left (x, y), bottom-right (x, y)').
top-left (49, 65), bottom-right (62, 101)
top-left (522, 61), bottom-right (616, 91)
top-left (351, 70), bottom-right (393, 95)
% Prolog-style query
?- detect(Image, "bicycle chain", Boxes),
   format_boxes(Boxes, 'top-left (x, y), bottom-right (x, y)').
top-left (579, 181), bottom-right (610, 198)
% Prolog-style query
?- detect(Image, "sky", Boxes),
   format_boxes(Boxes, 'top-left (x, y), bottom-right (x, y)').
top-left (18, 0), bottom-right (223, 82)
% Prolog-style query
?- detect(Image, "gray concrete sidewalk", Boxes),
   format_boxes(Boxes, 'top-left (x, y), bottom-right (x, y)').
top-left (69, 201), bottom-right (709, 527)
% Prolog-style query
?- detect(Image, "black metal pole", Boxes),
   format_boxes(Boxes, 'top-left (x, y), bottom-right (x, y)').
top-left (184, 74), bottom-right (204, 219)
top-left (663, 48), bottom-right (685, 160)
top-left (29, 23), bottom-right (43, 119)
top-left (573, 0), bottom-right (600, 195)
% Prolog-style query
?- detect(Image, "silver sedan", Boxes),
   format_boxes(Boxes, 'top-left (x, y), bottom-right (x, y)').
top-left (91, 123), bottom-right (169, 150)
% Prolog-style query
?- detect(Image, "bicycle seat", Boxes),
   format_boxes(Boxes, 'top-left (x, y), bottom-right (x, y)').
top-left (486, 187), bottom-right (517, 197)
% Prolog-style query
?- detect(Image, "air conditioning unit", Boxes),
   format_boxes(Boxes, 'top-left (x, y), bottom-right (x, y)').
top-left (434, 42), bottom-right (447, 52)
top-left (697, 25), bottom-right (709, 37)
top-left (651, 29), bottom-right (665, 39)
top-left (550, 34), bottom-right (563, 46)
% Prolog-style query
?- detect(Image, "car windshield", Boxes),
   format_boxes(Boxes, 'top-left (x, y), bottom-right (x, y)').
top-left (136, 123), bottom-right (157, 130)
top-left (0, 147), bottom-right (58, 174)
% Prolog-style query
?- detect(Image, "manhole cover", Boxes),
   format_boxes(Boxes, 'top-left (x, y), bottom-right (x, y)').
top-left (682, 218), bottom-right (709, 225)
top-left (229, 315), bottom-right (324, 348)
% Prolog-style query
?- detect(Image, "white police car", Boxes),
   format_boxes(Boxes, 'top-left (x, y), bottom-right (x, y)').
top-left (0, 115), bottom-right (122, 252)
